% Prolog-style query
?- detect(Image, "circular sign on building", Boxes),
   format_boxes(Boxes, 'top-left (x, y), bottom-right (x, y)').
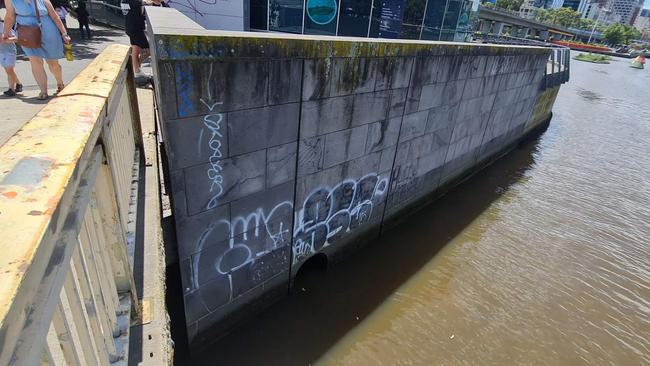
top-left (306, 0), bottom-right (338, 25)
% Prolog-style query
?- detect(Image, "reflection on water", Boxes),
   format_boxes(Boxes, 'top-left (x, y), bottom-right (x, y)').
top-left (177, 54), bottom-right (650, 365)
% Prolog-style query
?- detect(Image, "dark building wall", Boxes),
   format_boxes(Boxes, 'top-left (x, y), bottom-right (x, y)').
top-left (148, 7), bottom-right (556, 351)
top-left (562, 0), bottom-right (581, 10)
top-left (257, 0), bottom-right (476, 41)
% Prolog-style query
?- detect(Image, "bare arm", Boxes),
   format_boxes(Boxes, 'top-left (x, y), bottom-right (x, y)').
top-left (3, 0), bottom-right (17, 39)
top-left (43, 0), bottom-right (68, 38)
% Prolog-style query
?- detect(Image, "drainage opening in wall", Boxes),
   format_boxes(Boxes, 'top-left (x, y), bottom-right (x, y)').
top-left (292, 253), bottom-right (328, 291)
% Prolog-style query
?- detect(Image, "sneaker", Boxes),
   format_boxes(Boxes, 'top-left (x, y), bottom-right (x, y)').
top-left (3, 89), bottom-right (16, 97)
top-left (15, 83), bottom-right (23, 93)
top-left (134, 71), bottom-right (150, 78)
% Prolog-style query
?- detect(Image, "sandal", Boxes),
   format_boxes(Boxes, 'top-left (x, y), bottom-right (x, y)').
top-left (3, 89), bottom-right (16, 97)
top-left (56, 84), bottom-right (65, 93)
top-left (37, 92), bottom-right (49, 100)
top-left (15, 83), bottom-right (23, 93)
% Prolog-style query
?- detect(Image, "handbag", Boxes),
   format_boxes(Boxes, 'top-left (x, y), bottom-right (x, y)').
top-left (16, 0), bottom-right (41, 48)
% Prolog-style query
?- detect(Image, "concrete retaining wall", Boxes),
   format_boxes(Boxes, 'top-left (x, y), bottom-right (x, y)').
top-left (147, 7), bottom-right (558, 349)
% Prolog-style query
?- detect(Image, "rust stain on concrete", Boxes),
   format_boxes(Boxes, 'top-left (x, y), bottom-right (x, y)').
top-left (2, 191), bottom-right (17, 199)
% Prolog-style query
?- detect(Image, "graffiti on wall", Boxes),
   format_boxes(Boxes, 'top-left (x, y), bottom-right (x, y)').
top-left (201, 105), bottom-right (224, 210)
top-left (181, 71), bottom-right (390, 310)
top-left (190, 173), bottom-right (390, 301)
top-left (191, 201), bottom-right (294, 295)
top-left (199, 65), bottom-right (225, 210)
top-left (292, 173), bottom-right (389, 263)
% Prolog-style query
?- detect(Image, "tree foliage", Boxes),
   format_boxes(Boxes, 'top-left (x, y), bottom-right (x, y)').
top-left (533, 7), bottom-right (611, 31)
top-left (534, 7), bottom-right (583, 28)
top-left (602, 23), bottom-right (641, 45)
top-left (495, 0), bottom-right (524, 11)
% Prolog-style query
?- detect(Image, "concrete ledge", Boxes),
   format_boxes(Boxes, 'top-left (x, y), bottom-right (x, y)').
top-left (146, 7), bottom-right (550, 62)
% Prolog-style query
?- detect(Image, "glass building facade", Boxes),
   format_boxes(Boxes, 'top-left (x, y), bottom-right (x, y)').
top-left (250, 0), bottom-right (479, 41)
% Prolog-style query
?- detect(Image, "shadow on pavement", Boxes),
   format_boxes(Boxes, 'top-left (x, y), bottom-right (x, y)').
top-left (68, 27), bottom-right (128, 60)
top-left (15, 27), bottom-right (126, 61)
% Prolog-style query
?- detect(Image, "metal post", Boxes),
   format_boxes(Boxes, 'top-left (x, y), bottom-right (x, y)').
top-left (588, 1), bottom-right (610, 45)
top-left (366, 0), bottom-right (375, 37)
top-left (419, 0), bottom-right (431, 40)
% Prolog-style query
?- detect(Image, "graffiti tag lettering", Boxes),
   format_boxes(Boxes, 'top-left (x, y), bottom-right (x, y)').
top-left (292, 173), bottom-right (389, 263)
top-left (199, 64), bottom-right (225, 210)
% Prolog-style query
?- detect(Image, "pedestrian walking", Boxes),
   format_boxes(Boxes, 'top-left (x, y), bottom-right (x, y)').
top-left (0, 16), bottom-right (23, 96)
top-left (75, 0), bottom-right (90, 39)
top-left (122, 0), bottom-right (150, 78)
top-left (2, 0), bottom-right (70, 100)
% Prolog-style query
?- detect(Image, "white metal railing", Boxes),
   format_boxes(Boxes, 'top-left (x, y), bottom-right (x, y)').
top-left (0, 44), bottom-right (141, 366)
top-left (544, 47), bottom-right (570, 88)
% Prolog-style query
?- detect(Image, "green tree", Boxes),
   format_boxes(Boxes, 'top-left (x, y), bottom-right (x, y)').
top-left (622, 24), bottom-right (641, 43)
top-left (603, 23), bottom-right (625, 44)
top-left (534, 7), bottom-right (583, 28)
top-left (551, 8), bottom-right (582, 28)
top-left (534, 8), bottom-right (551, 23)
top-left (495, 0), bottom-right (524, 11)
top-left (603, 23), bottom-right (641, 45)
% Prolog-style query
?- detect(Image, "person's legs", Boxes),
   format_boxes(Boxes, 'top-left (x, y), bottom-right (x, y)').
top-left (1, 51), bottom-right (20, 94)
top-left (29, 56), bottom-right (48, 95)
top-left (128, 30), bottom-right (150, 76)
top-left (131, 44), bottom-right (142, 74)
top-left (140, 47), bottom-right (150, 62)
top-left (5, 67), bottom-right (19, 89)
top-left (80, 21), bottom-right (90, 38)
top-left (46, 59), bottom-right (64, 88)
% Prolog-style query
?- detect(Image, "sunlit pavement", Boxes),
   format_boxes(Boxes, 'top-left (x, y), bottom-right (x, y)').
top-left (0, 16), bottom-right (130, 146)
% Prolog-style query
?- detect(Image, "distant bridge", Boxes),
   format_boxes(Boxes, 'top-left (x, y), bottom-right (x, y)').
top-left (477, 6), bottom-right (589, 42)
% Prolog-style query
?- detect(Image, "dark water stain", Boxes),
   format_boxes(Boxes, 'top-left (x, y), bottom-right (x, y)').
top-left (577, 88), bottom-right (604, 101)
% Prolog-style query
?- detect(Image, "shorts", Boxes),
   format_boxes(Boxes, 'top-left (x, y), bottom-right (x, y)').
top-left (127, 30), bottom-right (149, 49)
top-left (0, 51), bottom-right (16, 68)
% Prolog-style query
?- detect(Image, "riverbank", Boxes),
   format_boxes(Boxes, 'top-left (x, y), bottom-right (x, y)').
top-left (176, 51), bottom-right (650, 366)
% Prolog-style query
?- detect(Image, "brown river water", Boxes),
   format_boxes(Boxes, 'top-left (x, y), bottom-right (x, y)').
top-left (176, 53), bottom-right (650, 365)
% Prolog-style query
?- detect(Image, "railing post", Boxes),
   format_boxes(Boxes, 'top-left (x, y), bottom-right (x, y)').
top-left (5, 146), bottom-right (104, 366)
top-left (96, 160), bottom-right (140, 315)
top-left (125, 55), bottom-right (145, 150)
top-left (0, 45), bottom-right (141, 366)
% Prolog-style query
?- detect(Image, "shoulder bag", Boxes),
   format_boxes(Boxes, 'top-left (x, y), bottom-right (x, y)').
top-left (16, 0), bottom-right (41, 48)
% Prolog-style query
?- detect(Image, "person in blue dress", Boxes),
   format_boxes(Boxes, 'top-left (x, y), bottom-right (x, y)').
top-left (2, 0), bottom-right (70, 100)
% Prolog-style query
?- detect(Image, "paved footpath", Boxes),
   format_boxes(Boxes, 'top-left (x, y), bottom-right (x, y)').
top-left (0, 15), bottom-right (130, 146)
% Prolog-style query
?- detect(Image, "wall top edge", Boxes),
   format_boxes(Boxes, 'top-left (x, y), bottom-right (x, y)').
top-left (146, 8), bottom-right (550, 61)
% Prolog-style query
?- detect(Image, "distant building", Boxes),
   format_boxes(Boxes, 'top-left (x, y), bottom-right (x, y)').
top-left (634, 6), bottom-right (650, 31)
top-left (519, 0), bottom-right (541, 18)
top-left (577, 0), bottom-right (591, 15)
top-left (579, 0), bottom-right (642, 24)
top-left (168, 0), bottom-right (482, 41)
top-left (609, 0), bottom-right (643, 24)
top-left (563, 0), bottom-right (582, 10)
top-left (628, 0), bottom-right (644, 23)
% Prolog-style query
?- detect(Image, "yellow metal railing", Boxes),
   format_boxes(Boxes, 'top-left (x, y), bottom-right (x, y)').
top-left (0, 44), bottom-right (142, 366)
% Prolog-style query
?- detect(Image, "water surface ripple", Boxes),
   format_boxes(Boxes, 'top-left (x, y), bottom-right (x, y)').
top-left (317, 54), bottom-right (650, 366)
